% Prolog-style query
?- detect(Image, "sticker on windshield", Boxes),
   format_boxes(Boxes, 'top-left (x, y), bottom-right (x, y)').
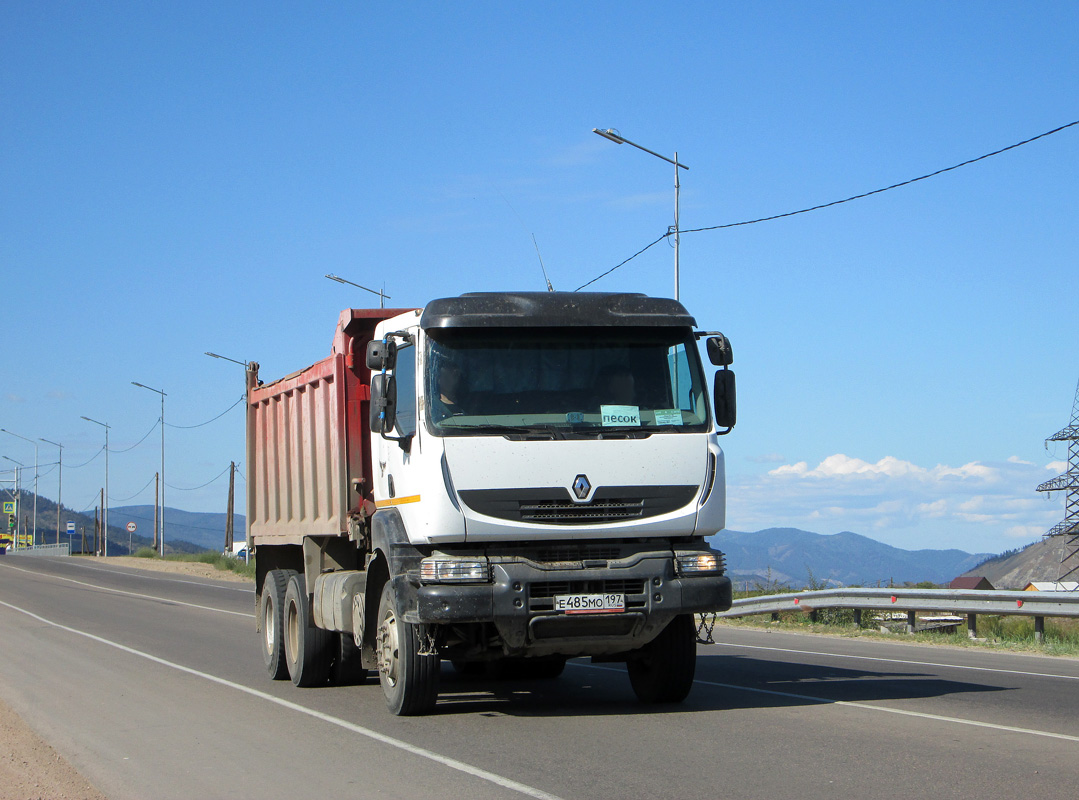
top-left (654, 409), bottom-right (682, 425)
top-left (601, 405), bottom-right (641, 427)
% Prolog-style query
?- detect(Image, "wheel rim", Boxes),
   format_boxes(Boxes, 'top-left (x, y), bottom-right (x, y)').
top-left (263, 595), bottom-right (276, 653)
top-left (286, 598), bottom-right (300, 663)
top-left (378, 604), bottom-right (400, 687)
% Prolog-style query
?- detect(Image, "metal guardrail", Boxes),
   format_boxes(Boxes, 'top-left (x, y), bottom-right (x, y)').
top-left (5, 543), bottom-right (71, 557)
top-left (718, 587), bottom-right (1079, 618)
top-left (697, 587), bottom-right (1079, 643)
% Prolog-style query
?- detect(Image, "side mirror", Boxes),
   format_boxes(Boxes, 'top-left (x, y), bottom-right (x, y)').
top-left (366, 339), bottom-right (397, 371)
top-left (706, 335), bottom-right (733, 367)
top-left (370, 374), bottom-right (397, 433)
top-left (713, 369), bottom-right (736, 432)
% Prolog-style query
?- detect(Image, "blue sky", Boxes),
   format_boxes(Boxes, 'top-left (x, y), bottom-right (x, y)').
top-left (2, 2), bottom-right (1076, 555)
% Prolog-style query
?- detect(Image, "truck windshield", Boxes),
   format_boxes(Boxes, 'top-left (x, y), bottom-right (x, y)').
top-left (425, 328), bottom-right (709, 435)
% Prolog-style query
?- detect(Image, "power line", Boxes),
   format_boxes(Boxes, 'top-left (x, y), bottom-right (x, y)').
top-left (165, 395), bottom-right (245, 429)
top-left (109, 418), bottom-right (160, 453)
top-left (66, 445), bottom-right (105, 470)
top-left (166, 462), bottom-right (235, 492)
top-left (578, 117), bottom-right (1079, 289)
top-left (110, 473), bottom-right (158, 503)
top-left (575, 232), bottom-right (669, 292)
top-left (683, 118), bottom-right (1079, 235)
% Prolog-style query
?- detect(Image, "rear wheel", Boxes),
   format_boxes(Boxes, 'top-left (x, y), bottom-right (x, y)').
top-left (284, 573), bottom-right (333, 687)
top-left (376, 581), bottom-right (440, 715)
top-left (260, 569), bottom-right (294, 680)
top-left (627, 615), bottom-right (696, 703)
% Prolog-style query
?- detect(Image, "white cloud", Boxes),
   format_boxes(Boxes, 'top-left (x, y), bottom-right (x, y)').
top-left (767, 453), bottom-right (999, 482)
top-left (1046, 461), bottom-right (1068, 472)
top-left (729, 453), bottom-right (1064, 553)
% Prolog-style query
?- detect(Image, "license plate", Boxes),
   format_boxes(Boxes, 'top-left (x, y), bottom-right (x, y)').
top-left (553, 593), bottom-right (625, 614)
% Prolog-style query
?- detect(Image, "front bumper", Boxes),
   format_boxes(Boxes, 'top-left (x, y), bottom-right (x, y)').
top-left (400, 554), bottom-right (732, 656)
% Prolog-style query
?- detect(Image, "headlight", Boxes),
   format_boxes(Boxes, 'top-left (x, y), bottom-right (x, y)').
top-left (420, 557), bottom-right (490, 584)
top-left (675, 552), bottom-right (721, 575)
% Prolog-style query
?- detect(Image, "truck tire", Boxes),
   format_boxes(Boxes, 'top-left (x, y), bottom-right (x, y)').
top-left (284, 573), bottom-right (333, 687)
top-left (376, 581), bottom-right (440, 715)
top-left (260, 569), bottom-right (295, 680)
top-left (330, 632), bottom-right (368, 686)
top-left (627, 614), bottom-right (697, 703)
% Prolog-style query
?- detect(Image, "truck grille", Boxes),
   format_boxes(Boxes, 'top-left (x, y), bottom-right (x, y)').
top-left (520, 498), bottom-right (644, 524)
top-left (458, 485), bottom-right (697, 525)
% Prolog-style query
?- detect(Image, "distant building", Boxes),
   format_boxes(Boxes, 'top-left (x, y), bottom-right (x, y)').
top-left (950, 576), bottom-right (995, 590)
top-left (1023, 581), bottom-right (1079, 592)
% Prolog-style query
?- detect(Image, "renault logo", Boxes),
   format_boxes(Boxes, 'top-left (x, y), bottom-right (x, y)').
top-left (572, 474), bottom-right (591, 500)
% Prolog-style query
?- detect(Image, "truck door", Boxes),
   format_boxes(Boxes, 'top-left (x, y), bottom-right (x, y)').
top-left (376, 334), bottom-right (422, 518)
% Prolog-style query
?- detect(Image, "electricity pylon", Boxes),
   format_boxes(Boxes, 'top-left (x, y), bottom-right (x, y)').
top-left (1037, 377), bottom-right (1079, 582)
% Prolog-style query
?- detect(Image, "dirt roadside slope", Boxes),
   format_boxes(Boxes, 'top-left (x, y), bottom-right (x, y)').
top-left (0, 697), bottom-right (108, 800)
top-left (1, 556), bottom-right (251, 799)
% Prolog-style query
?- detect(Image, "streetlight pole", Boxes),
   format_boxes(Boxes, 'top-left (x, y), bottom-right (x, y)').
top-left (325, 274), bottom-right (390, 308)
top-left (206, 351), bottom-right (250, 560)
top-left (592, 128), bottom-right (689, 302)
top-left (40, 438), bottom-right (63, 545)
top-left (2, 457), bottom-right (23, 548)
top-left (81, 416), bottom-right (110, 556)
top-left (1, 429), bottom-right (39, 545)
top-left (132, 382), bottom-right (167, 556)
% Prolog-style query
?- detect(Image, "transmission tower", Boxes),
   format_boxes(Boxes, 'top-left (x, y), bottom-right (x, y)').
top-left (1037, 377), bottom-right (1079, 582)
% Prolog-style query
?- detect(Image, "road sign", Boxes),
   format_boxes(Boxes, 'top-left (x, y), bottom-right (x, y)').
top-left (2, 500), bottom-right (14, 515)
top-left (67, 521), bottom-right (76, 534)
top-left (126, 521), bottom-right (137, 533)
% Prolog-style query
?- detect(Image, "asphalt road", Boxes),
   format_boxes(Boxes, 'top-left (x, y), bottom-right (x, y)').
top-left (2, 555), bottom-right (1078, 800)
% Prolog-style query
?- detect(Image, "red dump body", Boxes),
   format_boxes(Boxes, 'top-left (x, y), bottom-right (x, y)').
top-left (245, 308), bottom-right (415, 547)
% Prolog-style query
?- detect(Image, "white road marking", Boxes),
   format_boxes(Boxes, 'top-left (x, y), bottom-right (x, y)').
top-left (715, 641), bottom-right (1079, 682)
top-left (0, 600), bottom-right (565, 800)
top-left (0, 562), bottom-right (253, 618)
top-left (576, 662), bottom-right (1079, 743)
top-left (58, 559), bottom-right (253, 593)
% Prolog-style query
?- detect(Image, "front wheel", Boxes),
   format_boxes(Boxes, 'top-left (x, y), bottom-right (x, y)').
top-left (376, 581), bottom-right (440, 715)
top-left (627, 615), bottom-right (697, 703)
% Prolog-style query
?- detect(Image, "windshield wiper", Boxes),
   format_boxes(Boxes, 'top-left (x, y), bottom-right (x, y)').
top-left (447, 423), bottom-right (564, 440)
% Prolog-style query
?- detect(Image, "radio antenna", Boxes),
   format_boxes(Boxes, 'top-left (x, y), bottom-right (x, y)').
top-left (533, 234), bottom-right (555, 292)
top-left (496, 187), bottom-right (555, 292)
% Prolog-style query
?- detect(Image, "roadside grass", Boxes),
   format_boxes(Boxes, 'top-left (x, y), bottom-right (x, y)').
top-left (133, 547), bottom-right (255, 580)
top-left (711, 607), bottom-right (1079, 657)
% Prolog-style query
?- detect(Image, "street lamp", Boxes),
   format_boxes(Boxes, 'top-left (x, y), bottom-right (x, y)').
top-left (205, 351), bottom-right (248, 367)
top-left (325, 274), bottom-right (390, 308)
top-left (39, 437), bottom-right (63, 545)
top-left (81, 416), bottom-right (110, 556)
top-left (206, 351), bottom-right (250, 560)
top-left (1, 428), bottom-right (39, 546)
top-left (592, 128), bottom-right (689, 302)
top-left (2, 456), bottom-right (24, 548)
top-left (132, 382), bottom-right (167, 556)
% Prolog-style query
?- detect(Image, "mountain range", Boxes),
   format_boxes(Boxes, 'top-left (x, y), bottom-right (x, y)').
top-left (709, 527), bottom-right (994, 588)
top-left (110, 505), bottom-right (244, 552)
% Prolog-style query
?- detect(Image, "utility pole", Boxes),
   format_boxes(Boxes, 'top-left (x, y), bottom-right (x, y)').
top-left (225, 461), bottom-right (235, 554)
top-left (94, 504), bottom-right (100, 557)
top-left (153, 472), bottom-right (160, 552)
top-left (40, 438), bottom-right (62, 545)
